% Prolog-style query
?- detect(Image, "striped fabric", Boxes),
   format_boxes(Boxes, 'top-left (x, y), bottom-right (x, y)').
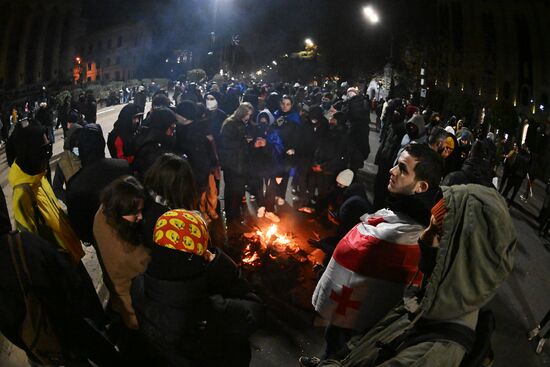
top-left (312, 209), bottom-right (425, 330)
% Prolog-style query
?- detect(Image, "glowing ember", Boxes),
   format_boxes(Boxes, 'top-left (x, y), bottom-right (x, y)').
top-left (241, 224), bottom-right (302, 266)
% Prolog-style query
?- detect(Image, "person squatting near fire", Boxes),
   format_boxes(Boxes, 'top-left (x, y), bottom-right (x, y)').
top-left (130, 209), bottom-right (265, 367)
top-left (305, 184), bottom-right (516, 367)
top-left (301, 143), bottom-right (444, 365)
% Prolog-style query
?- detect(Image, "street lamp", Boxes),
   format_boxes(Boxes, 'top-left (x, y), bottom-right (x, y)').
top-left (363, 5), bottom-right (394, 98)
top-left (305, 38), bottom-right (314, 48)
top-left (363, 6), bottom-right (380, 24)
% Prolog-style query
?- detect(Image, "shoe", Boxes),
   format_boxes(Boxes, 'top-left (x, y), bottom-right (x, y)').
top-left (257, 206), bottom-right (266, 218)
top-left (528, 325), bottom-right (541, 340)
top-left (265, 211), bottom-right (280, 223)
top-left (536, 338), bottom-right (546, 354)
top-left (299, 356), bottom-right (321, 367)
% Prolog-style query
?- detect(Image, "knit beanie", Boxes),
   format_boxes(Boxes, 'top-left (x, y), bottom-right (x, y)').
top-left (336, 169), bottom-right (354, 187)
top-left (176, 100), bottom-right (197, 121)
top-left (153, 209), bottom-right (209, 257)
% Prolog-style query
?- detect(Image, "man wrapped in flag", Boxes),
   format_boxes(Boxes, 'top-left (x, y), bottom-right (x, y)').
top-left (301, 144), bottom-right (444, 366)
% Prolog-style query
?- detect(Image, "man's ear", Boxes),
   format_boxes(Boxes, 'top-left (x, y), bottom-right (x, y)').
top-left (415, 180), bottom-right (429, 194)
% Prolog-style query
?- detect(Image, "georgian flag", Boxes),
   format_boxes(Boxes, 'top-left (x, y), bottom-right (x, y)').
top-left (312, 209), bottom-right (425, 331)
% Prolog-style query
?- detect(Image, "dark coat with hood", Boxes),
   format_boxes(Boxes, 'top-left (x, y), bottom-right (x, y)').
top-left (66, 124), bottom-right (131, 243)
top-left (219, 117), bottom-right (250, 176)
top-left (344, 94), bottom-right (371, 160)
top-left (131, 108), bottom-right (178, 178)
top-left (267, 114), bottom-right (299, 175)
top-left (247, 111), bottom-right (276, 178)
top-left (300, 106), bottom-right (328, 169)
top-left (176, 122), bottom-right (216, 191)
top-left (442, 141), bottom-right (494, 187)
top-left (107, 103), bottom-right (141, 161)
top-left (131, 246), bottom-right (265, 367)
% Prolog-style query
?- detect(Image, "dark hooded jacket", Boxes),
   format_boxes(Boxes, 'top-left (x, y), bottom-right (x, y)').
top-left (442, 141), bottom-right (494, 187)
top-left (131, 246), bottom-right (265, 367)
top-left (344, 94), bottom-right (371, 160)
top-left (107, 103), bottom-right (141, 162)
top-left (319, 185), bottom-right (516, 367)
top-left (66, 124), bottom-right (131, 243)
top-left (132, 108), bottom-right (178, 178)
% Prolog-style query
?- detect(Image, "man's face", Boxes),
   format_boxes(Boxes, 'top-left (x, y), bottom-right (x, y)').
top-left (280, 99), bottom-right (292, 113)
top-left (388, 150), bottom-right (423, 195)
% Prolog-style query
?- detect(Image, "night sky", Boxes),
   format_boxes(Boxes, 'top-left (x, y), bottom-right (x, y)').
top-left (82, 0), bottom-right (435, 73)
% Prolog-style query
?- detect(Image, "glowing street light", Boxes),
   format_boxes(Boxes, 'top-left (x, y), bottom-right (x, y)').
top-left (363, 6), bottom-right (380, 24)
top-left (272, 60), bottom-right (278, 66)
top-left (305, 38), bottom-right (314, 48)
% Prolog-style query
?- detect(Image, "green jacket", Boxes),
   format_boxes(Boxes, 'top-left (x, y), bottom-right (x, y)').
top-left (320, 184), bottom-right (516, 367)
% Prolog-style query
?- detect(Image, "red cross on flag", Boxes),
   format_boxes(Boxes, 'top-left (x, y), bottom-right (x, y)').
top-left (312, 209), bottom-right (424, 331)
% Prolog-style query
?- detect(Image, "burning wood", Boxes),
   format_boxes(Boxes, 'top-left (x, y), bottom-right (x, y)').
top-left (241, 224), bottom-right (306, 267)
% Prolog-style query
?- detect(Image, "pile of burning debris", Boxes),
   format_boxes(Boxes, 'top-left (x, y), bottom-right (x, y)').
top-left (227, 223), bottom-right (322, 310)
top-left (240, 224), bottom-right (309, 267)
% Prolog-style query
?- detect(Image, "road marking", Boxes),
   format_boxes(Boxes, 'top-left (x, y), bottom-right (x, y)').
top-left (97, 108), bottom-right (116, 115)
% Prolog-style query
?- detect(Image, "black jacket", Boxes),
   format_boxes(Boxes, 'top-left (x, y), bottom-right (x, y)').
top-left (246, 123), bottom-right (275, 178)
top-left (313, 126), bottom-right (349, 175)
top-left (344, 94), bottom-right (371, 160)
top-left (175, 122), bottom-right (215, 191)
top-left (131, 247), bottom-right (265, 367)
top-left (219, 118), bottom-right (249, 175)
top-left (66, 158), bottom-right (131, 243)
top-left (131, 127), bottom-right (177, 178)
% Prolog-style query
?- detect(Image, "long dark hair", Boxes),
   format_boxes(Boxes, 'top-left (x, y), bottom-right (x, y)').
top-left (100, 176), bottom-right (146, 245)
top-left (144, 153), bottom-right (199, 210)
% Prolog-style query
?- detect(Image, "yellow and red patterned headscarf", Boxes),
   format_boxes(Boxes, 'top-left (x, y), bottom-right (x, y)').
top-left (153, 209), bottom-right (209, 257)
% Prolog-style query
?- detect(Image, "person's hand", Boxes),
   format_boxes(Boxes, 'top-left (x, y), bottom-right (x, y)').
top-left (312, 164), bottom-right (322, 172)
top-left (419, 215), bottom-right (442, 247)
top-left (204, 249), bottom-right (216, 262)
top-left (286, 149), bottom-right (295, 155)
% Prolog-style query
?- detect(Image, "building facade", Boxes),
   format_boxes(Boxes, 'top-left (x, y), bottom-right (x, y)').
top-left (435, 0), bottom-right (550, 116)
top-left (0, 0), bottom-right (84, 93)
top-left (76, 22), bottom-right (153, 83)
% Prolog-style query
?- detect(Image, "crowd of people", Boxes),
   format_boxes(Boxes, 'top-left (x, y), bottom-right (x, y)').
top-left (0, 76), bottom-right (547, 366)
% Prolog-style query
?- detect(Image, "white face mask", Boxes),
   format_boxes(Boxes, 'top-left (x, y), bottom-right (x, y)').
top-left (206, 99), bottom-right (218, 111)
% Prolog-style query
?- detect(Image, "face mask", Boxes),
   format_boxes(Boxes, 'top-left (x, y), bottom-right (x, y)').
top-left (206, 99), bottom-right (218, 111)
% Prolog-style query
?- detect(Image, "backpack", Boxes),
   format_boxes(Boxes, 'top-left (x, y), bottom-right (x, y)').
top-left (7, 231), bottom-right (66, 365)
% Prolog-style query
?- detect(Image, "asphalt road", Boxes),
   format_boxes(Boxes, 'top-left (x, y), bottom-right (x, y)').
top-left (0, 105), bottom-right (549, 366)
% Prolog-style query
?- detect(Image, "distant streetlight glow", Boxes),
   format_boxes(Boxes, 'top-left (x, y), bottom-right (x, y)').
top-left (272, 60), bottom-right (277, 66)
top-left (305, 38), bottom-right (314, 47)
top-left (363, 6), bottom-right (380, 24)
